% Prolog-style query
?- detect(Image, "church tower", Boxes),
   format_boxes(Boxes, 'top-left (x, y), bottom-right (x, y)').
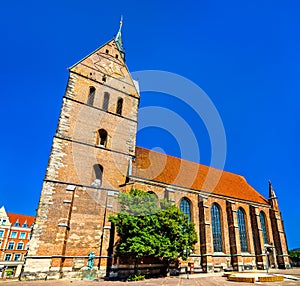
top-left (268, 181), bottom-right (289, 269)
top-left (23, 20), bottom-right (140, 279)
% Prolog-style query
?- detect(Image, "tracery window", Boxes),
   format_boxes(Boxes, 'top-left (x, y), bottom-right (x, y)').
top-left (237, 208), bottom-right (248, 252)
top-left (180, 198), bottom-right (191, 222)
top-left (211, 203), bottom-right (223, 252)
top-left (260, 211), bottom-right (268, 244)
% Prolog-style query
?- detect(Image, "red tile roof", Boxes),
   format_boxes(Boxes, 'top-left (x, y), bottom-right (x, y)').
top-left (7, 213), bottom-right (35, 228)
top-left (132, 147), bottom-right (268, 205)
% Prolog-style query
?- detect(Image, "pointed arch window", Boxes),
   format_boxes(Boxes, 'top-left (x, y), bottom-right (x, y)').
top-left (87, 86), bottom-right (95, 106)
top-left (91, 164), bottom-right (103, 188)
top-left (259, 211), bottom-right (268, 245)
top-left (103, 92), bottom-right (110, 111)
top-left (180, 198), bottom-right (191, 222)
top-left (147, 191), bottom-right (158, 199)
top-left (98, 129), bottom-right (108, 147)
top-left (237, 208), bottom-right (248, 252)
top-left (147, 191), bottom-right (159, 206)
top-left (116, 97), bottom-right (123, 115)
top-left (211, 204), bottom-right (223, 252)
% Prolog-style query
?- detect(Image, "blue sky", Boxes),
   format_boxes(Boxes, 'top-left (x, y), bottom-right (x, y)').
top-left (0, 1), bottom-right (299, 249)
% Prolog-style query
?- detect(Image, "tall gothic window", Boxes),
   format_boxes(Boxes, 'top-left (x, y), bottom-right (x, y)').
top-left (98, 129), bottom-right (108, 147)
top-left (180, 198), bottom-right (191, 222)
top-left (103, 92), bottom-right (110, 111)
top-left (260, 211), bottom-right (268, 245)
top-left (116, 97), bottom-right (123, 115)
top-left (237, 208), bottom-right (248, 252)
top-left (211, 203), bottom-right (223, 252)
top-left (91, 164), bottom-right (103, 188)
top-left (87, 86), bottom-right (95, 106)
top-left (147, 191), bottom-right (158, 200)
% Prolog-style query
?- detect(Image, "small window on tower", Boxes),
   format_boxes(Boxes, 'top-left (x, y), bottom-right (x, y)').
top-left (98, 129), bottom-right (108, 147)
top-left (106, 49), bottom-right (109, 54)
top-left (102, 75), bottom-right (107, 82)
top-left (87, 86), bottom-right (96, 106)
top-left (103, 92), bottom-right (110, 111)
top-left (116, 97), bottom-right (123, 115)
top-left (116, 54), bottom-right (119, 59)
top-left (91, 164), bottom-right (103, 188)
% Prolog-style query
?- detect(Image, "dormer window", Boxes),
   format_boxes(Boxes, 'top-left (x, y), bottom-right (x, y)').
top-left (14, 220), bottom-right (20, 227)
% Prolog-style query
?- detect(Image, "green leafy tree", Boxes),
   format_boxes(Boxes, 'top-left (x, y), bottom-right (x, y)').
top-left (109, 188), bottom-right (197, 275)
top-left (289, 250), bottom-right (300, 266)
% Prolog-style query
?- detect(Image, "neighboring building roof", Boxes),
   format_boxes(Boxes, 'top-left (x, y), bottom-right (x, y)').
top-left (7, 213), bottom-right (35, 228)
top-left (132, 147), bottom-right (269, 205)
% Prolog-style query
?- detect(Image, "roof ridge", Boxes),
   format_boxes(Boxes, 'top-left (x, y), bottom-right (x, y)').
top-left (7, 212), bottom-right (35, 218)
top-left (134, 146), bottom-right (269, 205)
top-left (135, 146), bottom-right (244, 178)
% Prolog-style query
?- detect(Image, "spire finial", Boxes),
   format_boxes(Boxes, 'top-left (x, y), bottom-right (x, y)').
top-left (115, 16), bottom-right (125, 60)
top-left (120, 15), bottom-right (123, 28)
top-left (268, 180), bottom-right (277, 198)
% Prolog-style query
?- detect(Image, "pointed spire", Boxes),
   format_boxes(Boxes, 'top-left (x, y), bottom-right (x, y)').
top-left (115, 16), bottom-right (125, 60)
top-left (268, 180), bottom-right (277, 198)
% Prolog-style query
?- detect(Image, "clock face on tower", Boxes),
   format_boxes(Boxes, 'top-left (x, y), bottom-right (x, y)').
top-left (92, 52), bottom-right (125, 78)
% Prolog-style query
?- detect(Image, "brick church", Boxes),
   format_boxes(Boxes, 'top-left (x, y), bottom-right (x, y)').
top-left (23, 22), bottom-right (290, 279)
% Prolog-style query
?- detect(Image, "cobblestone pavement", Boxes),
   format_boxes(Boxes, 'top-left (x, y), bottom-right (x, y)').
top-left (1, 269), bottom-right (300, 285)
